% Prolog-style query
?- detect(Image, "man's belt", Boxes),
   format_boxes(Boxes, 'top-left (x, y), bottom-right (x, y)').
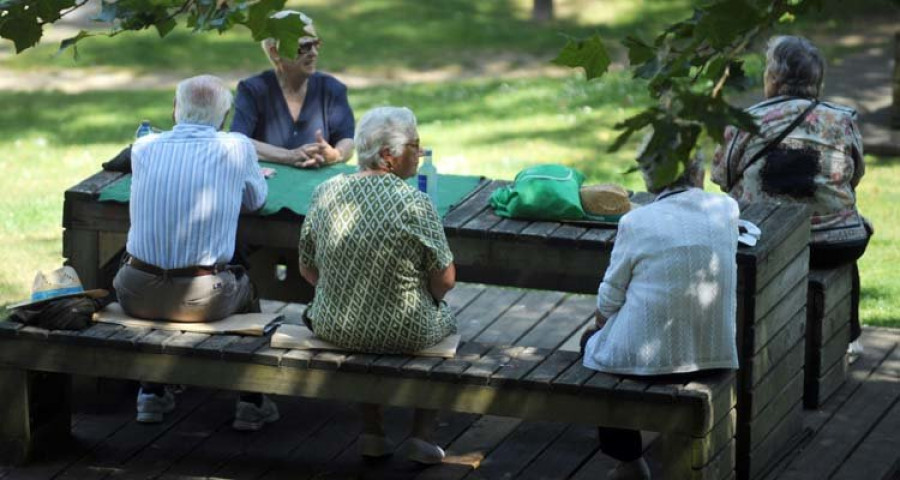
top-left (125, 254), bottom-right (225, 278)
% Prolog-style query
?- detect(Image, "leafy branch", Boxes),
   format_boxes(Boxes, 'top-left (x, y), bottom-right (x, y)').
top-left (0, 0), bottom-right (306, 59)
top-left (554, 0), bottom-right (828, 187)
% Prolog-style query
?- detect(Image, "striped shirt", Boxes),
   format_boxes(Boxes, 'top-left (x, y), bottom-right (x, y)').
top-left (126, 123), bottom-right (267, 269)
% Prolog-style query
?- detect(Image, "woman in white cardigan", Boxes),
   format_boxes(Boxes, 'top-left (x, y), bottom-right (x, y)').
top-left (581, 157), bottom-right (740, 480)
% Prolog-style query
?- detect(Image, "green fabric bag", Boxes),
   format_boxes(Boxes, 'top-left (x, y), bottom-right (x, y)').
top-left (489, 164), bottom-right (586, 221)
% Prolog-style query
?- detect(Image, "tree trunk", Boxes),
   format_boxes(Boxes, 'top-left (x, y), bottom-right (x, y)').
top-left (533, 0), bottom-right (553, 23)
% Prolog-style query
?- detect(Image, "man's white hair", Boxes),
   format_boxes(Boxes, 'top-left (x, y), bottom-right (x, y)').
top-left (261, 10), bottom-right (314, 56)
top-left (174, 75), bottom-right (232, 127)
top-left (355, 107), bottom-right (418, 171)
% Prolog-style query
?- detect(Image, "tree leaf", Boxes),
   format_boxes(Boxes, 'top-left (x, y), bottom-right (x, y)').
top-left (246, 0), bottom-right (286, 41)
top-left (268, 14), bottom-right (304, 60)
top-left (552, 34), bottom-right (610, 81)
top-left (57, 29), bottom-right (91, 57)
top-left (154, 16), bottom-right (176, 37)
top-left (622, 35), bottom-right (655, 66)
top-left (0, 9), bottom-right (42, 53)
top-left (695, 0), bottom-right (761, 49)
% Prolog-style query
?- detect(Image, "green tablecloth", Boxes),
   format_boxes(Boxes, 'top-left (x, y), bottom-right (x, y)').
top-left (97, 162), bottom-right (484, 218)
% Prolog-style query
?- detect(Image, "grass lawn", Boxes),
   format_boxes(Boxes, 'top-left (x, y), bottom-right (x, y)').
top-left (0, 0), bottom-right (897, 329)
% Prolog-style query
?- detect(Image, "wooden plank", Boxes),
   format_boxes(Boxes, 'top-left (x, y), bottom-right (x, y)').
top-left (487, 346), bottom-right (549, 387)
top-left (64, 170), bottom-right (124, 200)
top-left (517, 221), bottom-right (561, 241)
top-left (430, 342), bottom-right (492, 382)
top-left (339, 353), bottom-right (381, 373)
top-left (442, 180), bottom-right (497, 232)
top-left (444, 283), bottom-right (486, 314)
top-left (547, 223), bottom-right (587, 246)
top-left (75, 323), bottom-right (124, 346)
top-left (62, 229), bottom-right (101, 289)
top-left (746, 272), bottom-right (807, 356)
top-left (747, 205), bottom-right (810, 292)
top-left (457, 204), bottom-right (504, 236)
top-left (577, 226), bottom-right (617, 248)
top-left (192, 334), bottom-right (241, 358)
top-left (777, 345), bottom-right (900, 480)
top-left (456, 287), bottom-right (525, 342)
top-left (252, 346), bottom-right (286, 367)
top-left (161, 332), bottom-right (210, 355)
top-left (745, 372), bottom-right (803, 448)
top-left (460, 346), bottom-right (514, 385)
top-left (743, 339), bottom-right (804, 418)
top-left (255, 402), bottom-right (359, 480)
top-left (111, 391), bottom-right (235, 480)
top-left (307, 351), bottom-right (350, 370)
top-left (808, 354), bottom-right (848, 409)
top-left (280, 349), bottom-right (314, 369)
top-left (522, 350), bottom-right (581, 389)
top-left (816, 322), bottom-right (850, 374)
top-left (552, 360), bottom-right (598, 393)
top-left (817, 291), bottom-right (852, 349)
top-left (0, 367), bottom-right (30, 466)
top-left (808, 264), bottom-right (853, 317)
top-left (461, 421), bottom-right (567, 479)
top-left (745, 306), bottom-right (806, 389)
top-left (136, 329), bottom-right (181, 353)
top-left (516, 424), bottom-right (599, 480)
top-left (517, 293), bottom-right (596, 350)
top-left (196, 397), bottom-right (340, 480)
top-left (472, 290), bottom-right (565, 346)
top-left (692, 409), bottom-right (737, 470)
top-left (368, 354), bottom-right (413, 374)
top-left (414, 415), bottom-right (521, 480)
top-left (489, 217), bottom-right (531, 237)
top-left (55, 388), bottom-right (216, 480)
top-left (745, 403), bottom-right (804, 480)
top-left (221, 335), bottom-right (272, 361)
top-left (830, 395), bottom-right (900, 480)
top-left (104, 326), bottom-right (152, 349)
top-left (696, 437), bottom-right (736, 480)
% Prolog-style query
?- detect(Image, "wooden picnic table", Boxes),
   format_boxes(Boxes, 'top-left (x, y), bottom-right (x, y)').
top-left (60, 170), bottom-right (811, 480)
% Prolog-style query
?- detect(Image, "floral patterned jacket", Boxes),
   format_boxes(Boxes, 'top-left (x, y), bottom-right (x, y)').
top-left (711, 96), bottom-right (866, 245)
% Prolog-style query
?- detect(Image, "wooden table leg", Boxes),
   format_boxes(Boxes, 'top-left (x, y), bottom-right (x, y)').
top-left (0, 367), bottom-right (32, 465)
top-left (63, 229), bottom-right (100, 289)
top-left (0, 368), bottom-right (72, 466)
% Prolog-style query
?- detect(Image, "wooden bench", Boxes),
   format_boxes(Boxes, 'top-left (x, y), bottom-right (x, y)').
top-left (805, 265), bottom-right (854, 408)
top-left (0, 305), bottom-right (737, 479)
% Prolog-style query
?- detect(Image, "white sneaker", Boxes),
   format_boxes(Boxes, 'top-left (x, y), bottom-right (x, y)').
top-left (136, 388), bottom-right (176, 424)
top-left (608, 457), bottom-right (651, 479)
top-left (232, 395), bottom-right (280, 431)
top-left (405, 437), bottom-right (445, 465)
top-left (360, 433), bottom-right (396, 458)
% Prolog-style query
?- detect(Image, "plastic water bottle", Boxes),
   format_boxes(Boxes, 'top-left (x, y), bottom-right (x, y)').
top-left (135, 120), bottom-right (152, 139)
top-left (417, 148), bottom-right (439, 205)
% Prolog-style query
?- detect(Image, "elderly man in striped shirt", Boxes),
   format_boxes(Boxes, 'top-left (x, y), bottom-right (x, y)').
top-left (112, 75), bottom-right (278, 430)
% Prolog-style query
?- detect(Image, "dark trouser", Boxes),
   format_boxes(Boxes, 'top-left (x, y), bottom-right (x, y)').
top-left (584, 325), bottom-right (720, 463)
top-left (809, 235), bottom-right (870, 342)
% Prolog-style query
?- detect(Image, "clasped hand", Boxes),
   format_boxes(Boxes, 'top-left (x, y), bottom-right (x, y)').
top-left (288, 130), bottom-right (340, 169)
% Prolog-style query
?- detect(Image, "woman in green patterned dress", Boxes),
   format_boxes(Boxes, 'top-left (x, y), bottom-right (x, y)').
top-left (298, 106), bottom-right (456, 464)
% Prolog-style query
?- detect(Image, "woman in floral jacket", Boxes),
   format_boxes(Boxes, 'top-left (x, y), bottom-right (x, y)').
top-left (711, 35), bottom-right (871, 349)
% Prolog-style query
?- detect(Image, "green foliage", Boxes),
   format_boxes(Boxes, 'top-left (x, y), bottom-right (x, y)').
top-left (552, 34), bottom-right (610, 80)
top-left (558, 0), bottom-right (834, 187)
top-left (0, 0), bottom-right (312, 59)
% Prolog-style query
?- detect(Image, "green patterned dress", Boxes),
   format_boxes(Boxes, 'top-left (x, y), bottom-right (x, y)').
top-left (298, 173), bottom-right (456, 353)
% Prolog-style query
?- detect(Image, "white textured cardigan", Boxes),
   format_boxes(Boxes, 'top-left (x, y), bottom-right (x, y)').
top-left (583, 188), bottom-right (741, 376)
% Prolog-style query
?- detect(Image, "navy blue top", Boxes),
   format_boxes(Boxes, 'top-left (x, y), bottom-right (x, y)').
top-left (230, 70), bottom-right (355, 149)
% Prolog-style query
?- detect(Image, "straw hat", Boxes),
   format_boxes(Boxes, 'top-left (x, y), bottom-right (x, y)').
top-left (580, 184), bottom-right (631, 216)
top-left (7, 266), bottom-right (108, 310)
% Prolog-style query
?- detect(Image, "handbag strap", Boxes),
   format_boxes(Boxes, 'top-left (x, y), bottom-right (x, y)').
top-left (726, 99), bottom-right (819, 191)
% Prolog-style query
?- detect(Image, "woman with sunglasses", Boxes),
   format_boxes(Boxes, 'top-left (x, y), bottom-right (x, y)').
top-left (231, 10), bottom-right (355, 168)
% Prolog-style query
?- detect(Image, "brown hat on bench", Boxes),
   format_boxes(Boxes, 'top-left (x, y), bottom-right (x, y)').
top-left (7, 266), bottom-right (108, 310)
top-left (580, 184), bottom-right (631, 216)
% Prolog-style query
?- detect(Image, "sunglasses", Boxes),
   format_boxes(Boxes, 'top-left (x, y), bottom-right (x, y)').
top-left (297, 39), bottom-right (322, 55)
